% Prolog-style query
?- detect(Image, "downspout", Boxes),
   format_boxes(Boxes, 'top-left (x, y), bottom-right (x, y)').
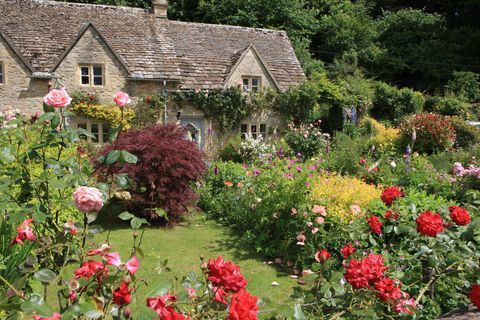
top-left (162, 80), bottom-right (167, 123)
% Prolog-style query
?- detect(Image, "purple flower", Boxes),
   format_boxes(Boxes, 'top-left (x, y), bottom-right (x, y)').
top-left (213, 165), bottom-right (219, 175)
top-left (253, 169), bottom-right (261, 176)
top-left (296, 166), bottom-right (302, 173)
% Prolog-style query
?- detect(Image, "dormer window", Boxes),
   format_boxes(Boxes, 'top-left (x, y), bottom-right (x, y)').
top-left (0, 62), bottom-right (4, 84)
top-left (80, 65), bottom-right (104, 86)
top-left (242, 76), bottom-right (261, 93)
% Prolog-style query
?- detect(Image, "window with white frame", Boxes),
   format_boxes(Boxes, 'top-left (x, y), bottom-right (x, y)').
top-left (0, 62), bottom-right (4, 84)
top-left (75, 118), bottom-right (110, 144)
top-left (240, 123), bottom-right (267, 140)
top-left (79, 65), bottom-right (104, 86)
top-left (242, 76), bottom-right (261, 93)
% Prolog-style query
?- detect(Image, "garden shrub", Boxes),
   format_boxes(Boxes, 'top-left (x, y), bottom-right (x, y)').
top-left (284, 120), bottom-right (329, 160)
top-left (71, 103), bottom-right (134, 129)
top-left (360, 117), bottom-right (400, 151)
top-left (448, 116), bottom-right (480, 149)
top-left (371, 81), bottom-right (425, 123)
top-left (131, 93), bottom-right (165, 128)
top-left (310, 174), bottom-right (381, 223)
top-left (399, 112), bottom-right (456, 154)
top-left (96, 123), bottom-right (206, 221)
top-left (324, 131), bottom-right (368, 175)
top-left (445, 71), bottom-right (480, 103)
top-left (216, 136), bottom-right (243, 163)
top-left (424, 95), bottom-right (471, 118)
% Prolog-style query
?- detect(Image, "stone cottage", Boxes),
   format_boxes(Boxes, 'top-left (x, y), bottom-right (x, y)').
top-left (0, 0), bottom-right (305, 150)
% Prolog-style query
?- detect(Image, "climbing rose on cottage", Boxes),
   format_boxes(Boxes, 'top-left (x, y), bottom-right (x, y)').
top-left (43, 87), bottom-right (72, 108)
top-left (113, 91), bottom-right (131, 107)
top-left (448, 206), bottom-right (471, 226)
top-left (207, 256), bottom-right (247, 292)
top-left (416, 211), bottom-right (444, 237)
top-left (72, 186), bottom-right (103, 213)
top-left (380, 186), bottom-right (404, 206)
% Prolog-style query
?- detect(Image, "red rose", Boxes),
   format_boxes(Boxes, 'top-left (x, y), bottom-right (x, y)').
top-left (340, 243), bottom-right (356, 259)
top-left (384, 210), bottom-right (399, 221)
top-left (416, 211), bottom-right (444, 237)
top-left (469, 284), bottom-right (480, 309)
top-left (344, 253), bottom-right (387, 289)
top-left (314, 249), bottom-right (331, 263)
top-left (381, 186), bottom-right (404, 206)
top-left (74, 260), bottom-right (107, 281)
top-left (113, 281), bottom-right (131, 306)
top-left (448, 206), bottom-right (471, 226)
top-left (367, 215), bottom-right (382, 235)
top-left (147, 293), bottom-right (189, 319)
top-left (227, 290), bottom-right (258, 320)
top-left (375, 277), bottom-right (402, 302)
top-left (207, 256), bottom-right (247, 292)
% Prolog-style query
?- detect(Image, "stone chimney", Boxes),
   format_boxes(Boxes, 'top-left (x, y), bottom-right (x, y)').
top-left (152, 0), bottom-right (168, 19)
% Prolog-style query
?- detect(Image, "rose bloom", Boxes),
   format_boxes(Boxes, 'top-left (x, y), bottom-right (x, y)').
top-left (74, 260), bottom-right (107, 280)
top-left (344, 253), bottom-right (387, 289)
top-left (416, 211), bottom-right (444, 237)
top-left (214, 286), bottom-right (228, 304)
top-left (112, 281), bottom-right (131, 306)
top-left (126, 256), bottom-right (139, 275)
top-left (43, 87), bottom-right (72, 108)
top-left (207, 256), bottom-right (247, 292)
top-left (469, 284), bottom-right (480, 309)
top-left (395, 298), bottom-right (416, 315)
top-left (381, 186), bottom-right (404, 206)
top-left (384, 210), bottom-right (399, 221)
top-left (11, 218), bottom-right (35, 245)
top-left (312, 205), bottom-right (327, 216)
top-left (448, 206), bottom-right (471, 226)
top-left (227, 290), bottom-right (258, 320)
top-left (33, 313), bottom-right (61, 320)
top-left (113, 91), bottom-right (131, 107)
top-left (341, 243), bottom-right (356, 259)
top-left (367, 215), bottom-right (382, 235)
top-left (73, 186), bottom-right (103, 213)
top-left (315, 249), bottom-right (331, 263)
top-left (147, 293), bottom-right (189, 319)
top-left (375, 277), bottom-right (402, 302)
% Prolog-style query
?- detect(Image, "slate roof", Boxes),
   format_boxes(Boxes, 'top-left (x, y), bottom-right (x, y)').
top-left (0, 0), bottom-right (305, 91)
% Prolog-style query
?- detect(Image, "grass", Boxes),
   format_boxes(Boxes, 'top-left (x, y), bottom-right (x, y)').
top-left (93, 213), bottom-right (302, 319)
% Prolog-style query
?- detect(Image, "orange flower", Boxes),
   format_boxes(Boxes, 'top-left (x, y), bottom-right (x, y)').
top-left (224, 181), bottom-right (233, 187)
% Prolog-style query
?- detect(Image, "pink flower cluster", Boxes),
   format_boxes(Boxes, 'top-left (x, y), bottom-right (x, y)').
top-left (452, 162), bottom-right (480, 179)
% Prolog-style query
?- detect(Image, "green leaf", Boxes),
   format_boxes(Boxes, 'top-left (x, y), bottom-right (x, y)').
top-left (293, 304), bottom-right (306, 320)
top-left (109, 124), bottom-right (123, 143)
top-left (77, 128), bottom-right (95, 139)
top-left (115, 174), bottom-right (129, 188)
top-left (88, 225), bottom-right (103, 234)
top-left (131, 217), bottom-right (149, 229)
top-left (120, 150), bottom-right (138, 164)
top-left (34, 269), bottom-right (57, 283)
top-left (105, 150), bottom-right (121, 165)
top-left (21, 293), bottom-right (53, 316)
top-left (86, 212), bottom-right (98, 224)
top-left (133, 306), bottom-right (159, 320)
top-left (51, 114), bottom-right (60, 130)
top-left (145, 280), bottom-right (171, 298)
top-left (118, 212), bottom-right (135, 221)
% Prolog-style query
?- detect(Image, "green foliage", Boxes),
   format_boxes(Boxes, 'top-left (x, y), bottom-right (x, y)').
top-left (274, 80), bottom-right (320, 124)
top-left (284, 121), bottom-right (328, 160)
top-left (448, 116), bottom-right (480, 149)
top-left (71, 103), bottom-right (135, 129)
top-left (371, 81), bottom-right (425, 123)
top-left (424, 94), bottom-right (471, 118)
top-left (324, 131), bottom-right (369, 175)
top-left (131, 94), bottom-right (165, 128)
top-left (445, 71), bottom-right (480, 103)
top-left (70, 90), bottom-right (100, 106)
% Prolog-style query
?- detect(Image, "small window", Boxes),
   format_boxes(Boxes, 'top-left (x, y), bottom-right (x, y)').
top-left (75, 119), bottom-right (110, 144)
top-left (250, 124), bottom-right (257, 139)
top-left (240, 124), bottom-right (248, 140)
top-left (0, 62), bottom-right (4, 84)
top-left (102, 123), bottom-right (110, 144)
top-left (240, 123), bottom-right (268, 140)
top-left (79, 65), bottom-right (104, 86)
top-left (241, 76), bottom-right (262, 93)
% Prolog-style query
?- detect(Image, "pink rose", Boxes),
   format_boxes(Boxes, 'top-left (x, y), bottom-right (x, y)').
top-left (113, 91), bottom-right (131, 107)
top-left (126, 256), bottom-right (139, 275)
top-left (73, 186), bottom-right (103, 213)
top-left (312, 205), bottom-right (327, 216)
top-left (43, 88), bottom-right (72, 108)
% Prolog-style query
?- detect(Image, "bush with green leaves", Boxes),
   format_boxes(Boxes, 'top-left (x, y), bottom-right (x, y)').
top-left (284, 120), bottom-right (329, 160)
top-left (448, 116), bottom-right (480, 149)
top-left (445, 71), bottom-right (480, 103)
top-left (425, 95), bottom-right (471, 118)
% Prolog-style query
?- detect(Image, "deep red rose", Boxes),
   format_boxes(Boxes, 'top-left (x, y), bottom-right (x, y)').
top-left (384, 210), bottom-right (399, 221)
top-left (227, 290), bottom-right (258, 320)
top-left (74, 260), bottom-right (107, 281)
top-left (367, 215), bottom-right (382, 235)
top-left (340, 243), bottom-right (356, 259)
top-left (314, 249), bottom-right (331, 263)
top-left (112, 281), bottom-right (131, 306)
top-left (448, 206), bottom-right (471, 226)
top-left (375, 277), bottom-right (402, 302)
top-left (214, 286), bottom-right (228, 304)
top-left (381, 186), bottom-right (404, 206)
top-left (344, 253), bottom-right (387, 289)
top-left (147, 293), bottom-right (189, 319)
top-left (416, 211), bottom-right (444, 237)
top-left (469, 284), bottom-right (480, 309)
top-left (207, 256), bottom-right (247, 292)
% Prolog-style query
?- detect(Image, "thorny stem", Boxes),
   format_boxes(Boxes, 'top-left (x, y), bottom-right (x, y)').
top-left (0, 274), bottom-right (25, 300)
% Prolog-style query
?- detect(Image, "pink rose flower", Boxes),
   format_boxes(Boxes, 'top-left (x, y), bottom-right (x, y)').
top-left (113, 91), bottom-right (131, 107)
top-left (126, 256), bottom-right (139, 275)
top-left (43, 88), bottom-right (72, 108)
top-left (73, 186), bottom-right (103, 213)
top-left (106, 252), bottom-right (121, 266)
top-left (312, 205), bottom-right (327, 216)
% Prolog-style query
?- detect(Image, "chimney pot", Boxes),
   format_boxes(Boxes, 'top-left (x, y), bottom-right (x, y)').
top-left (152, 0), bottom-right (168, 19)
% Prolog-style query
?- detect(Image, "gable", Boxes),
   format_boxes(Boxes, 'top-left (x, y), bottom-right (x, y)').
top-left (225, 46), bottom-right (279, 91)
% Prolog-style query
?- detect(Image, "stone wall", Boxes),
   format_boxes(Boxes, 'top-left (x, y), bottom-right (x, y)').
top-left (0, 37), bottom-right (48, 114)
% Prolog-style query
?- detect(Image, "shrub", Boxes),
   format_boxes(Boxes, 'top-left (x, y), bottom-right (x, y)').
top-left (217, 136), bottom-right (243, 163)
top-left (71, 103), bottom-right (134, 129)
top-left (360, 117), bottom-right (400, 152)
top-left (399, 113), bottom-right (455, 154)
top-left (448, 116), bottom-right (480, 149)
top-left (424, 95), bottom-right (471, 118)
top-left (131, 94), bottom-right (165, 128)
top-left (96, 123), bottom-right (206, 221)
top-left (371, 82), bottom-right (425, 123)
top-left (324, 131), bottom-right (368, 175)
top-left (310, 174), bottom-right (382, 223)
top-left (284, 120), bottom-right (329, 160)
top-left (445, 71), bottom-right (480, 103)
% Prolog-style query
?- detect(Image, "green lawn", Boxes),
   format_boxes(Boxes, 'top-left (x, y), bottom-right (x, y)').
top-left (93, 214), bottom-right (302, 318)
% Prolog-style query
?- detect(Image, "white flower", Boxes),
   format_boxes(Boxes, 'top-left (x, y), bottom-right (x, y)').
top-left (390, 161), bottom-right (397, 168)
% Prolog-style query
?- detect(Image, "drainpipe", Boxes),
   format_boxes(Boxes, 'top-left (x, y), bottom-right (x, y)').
top-left (162, 80), bottom-right (167, 124)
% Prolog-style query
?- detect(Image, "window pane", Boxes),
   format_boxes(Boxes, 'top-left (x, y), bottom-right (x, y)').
top-left (93, 66), bottom-right (102, 76)
top-left (91, 123), bottom-right (99, 142)
top-left (102, 123), bottom-right (110, 143)
top-left (78, 123), bottom-right (87, 140)
top-left (240, 123), bottom-right (248, 140)
top-left (93, 66), bottom-right (103, 86)
top-left (93, 76), bottom-right (103, 86)
top-left (251, 78), bottom-right (260, 92)
top-left (242, 78), bottom-right (249, 92)
top-left (260, 124), bottom-right (267, 138)
top-left (251, 124), bottom-right (257, 133)
top-left (80, 67), bottom-right (89, 76)
top-left (81, 76), bottom-right (90, 85)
